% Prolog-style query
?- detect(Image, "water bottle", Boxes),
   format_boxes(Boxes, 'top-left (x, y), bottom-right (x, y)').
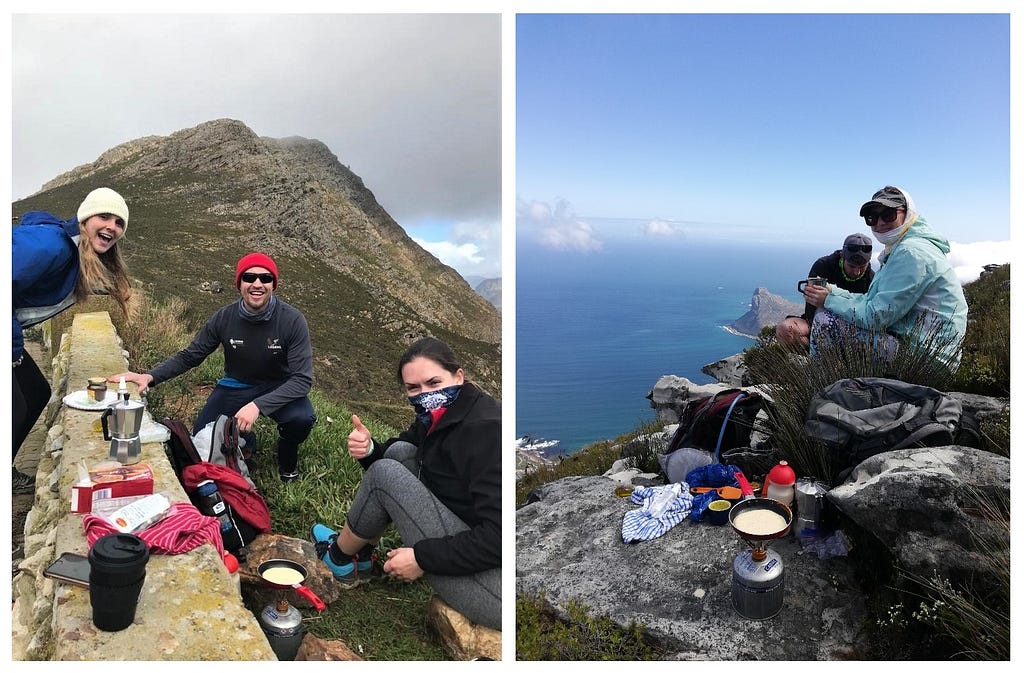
top-left (195, 480), bottom-right (236, 534)
top-left (761, 461), bottom-right (796, 507)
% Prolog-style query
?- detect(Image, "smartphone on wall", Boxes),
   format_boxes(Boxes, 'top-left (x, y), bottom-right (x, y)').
top-left (43, 552), bottom-right (91, 588)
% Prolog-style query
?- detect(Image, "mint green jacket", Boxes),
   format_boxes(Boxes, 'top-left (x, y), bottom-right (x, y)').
top-left (824, 216), bottom-right (967, 364)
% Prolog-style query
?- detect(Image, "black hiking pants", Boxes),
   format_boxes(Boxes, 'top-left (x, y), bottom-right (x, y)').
top-left (12, 352), bottom-right (50, 460)
top-left (193, 382), bottom-right (316, 476)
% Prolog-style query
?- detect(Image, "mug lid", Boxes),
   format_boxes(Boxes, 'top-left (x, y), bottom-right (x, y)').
top-left (89, 533), bottom-right (150, 566)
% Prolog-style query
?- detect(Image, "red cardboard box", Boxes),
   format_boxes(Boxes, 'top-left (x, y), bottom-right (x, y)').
top-left (70, 462), bottom-right (154, 514)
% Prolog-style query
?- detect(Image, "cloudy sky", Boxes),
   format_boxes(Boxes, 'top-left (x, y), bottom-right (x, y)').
top-left (11, 12), bottom-right (502, 280)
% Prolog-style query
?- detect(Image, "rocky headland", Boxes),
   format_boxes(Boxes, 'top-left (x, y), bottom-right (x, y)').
top-left (728, 287), bottom-right (803, 338)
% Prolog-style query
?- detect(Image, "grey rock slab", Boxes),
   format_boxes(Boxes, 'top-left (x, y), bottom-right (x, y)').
top-left (517, 475), bottom-right (870, 660)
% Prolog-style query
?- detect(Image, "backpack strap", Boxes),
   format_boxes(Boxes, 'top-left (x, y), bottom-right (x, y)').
top-left (219, 416), bottom-right (242, 473)
top-left (713, 393), bottom-right (747, 463)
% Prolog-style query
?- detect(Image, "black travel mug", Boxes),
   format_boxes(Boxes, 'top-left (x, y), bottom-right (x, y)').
top-left (87, 533), bottom-right (150, 631)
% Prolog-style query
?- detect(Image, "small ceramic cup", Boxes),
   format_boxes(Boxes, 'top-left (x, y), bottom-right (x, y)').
top-left (87, 377), bottom-right (108, 401)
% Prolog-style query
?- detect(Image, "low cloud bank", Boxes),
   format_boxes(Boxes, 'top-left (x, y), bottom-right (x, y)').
top-left (947, 241), bottom-right (1012, 284)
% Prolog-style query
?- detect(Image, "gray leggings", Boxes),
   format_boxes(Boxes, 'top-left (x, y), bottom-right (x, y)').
top-left (347, 441), bottom-right (501, 630)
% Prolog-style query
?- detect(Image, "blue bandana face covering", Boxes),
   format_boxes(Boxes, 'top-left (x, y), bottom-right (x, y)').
top-left (409, 384), bottom-right (462, 426)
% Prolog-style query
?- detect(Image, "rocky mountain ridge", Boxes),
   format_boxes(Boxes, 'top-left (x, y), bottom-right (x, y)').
top-left (15, 118), bottom-right (500, 425)
top-left (473, 277), bottom-right (502, 312)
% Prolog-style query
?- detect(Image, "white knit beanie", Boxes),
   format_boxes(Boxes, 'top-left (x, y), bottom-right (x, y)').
top-left (77, 187), bottom-right (129, 231)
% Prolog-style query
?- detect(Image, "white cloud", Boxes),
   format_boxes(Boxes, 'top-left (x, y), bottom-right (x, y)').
top-left (947, 240), bottom-right (1013, 284)
top-left (644, 218), bottom-right (686, 237)
top-left (516, 197), bottom-right (603, 252)
top-left (413, 217), bottom-right (501, 281)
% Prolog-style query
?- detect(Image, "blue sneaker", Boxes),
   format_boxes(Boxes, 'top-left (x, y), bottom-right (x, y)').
top-left (310, 523), bottom-right (373, 588)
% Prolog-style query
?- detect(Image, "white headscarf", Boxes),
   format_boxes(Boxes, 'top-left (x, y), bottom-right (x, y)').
top-left (876, 186), bottom-right (918, 261)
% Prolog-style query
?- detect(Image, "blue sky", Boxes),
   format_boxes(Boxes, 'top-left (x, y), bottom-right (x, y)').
top-left (516, 13), bottom-right (1011, 255)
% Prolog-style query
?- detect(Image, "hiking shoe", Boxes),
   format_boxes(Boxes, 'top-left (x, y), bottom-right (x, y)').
top-left (12, 468), bottom-right (34, 495)
top-left (310, 523), bottom-right (373, 588)
top-left (279, 470), bottom-right (301, 483)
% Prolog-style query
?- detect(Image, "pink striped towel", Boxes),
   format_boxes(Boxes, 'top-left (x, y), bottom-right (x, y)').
top-left (83, 502), bottom-right (224, 558)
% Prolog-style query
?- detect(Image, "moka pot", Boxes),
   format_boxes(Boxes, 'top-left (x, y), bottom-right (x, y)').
top-left (101, 399), bottom-right (145, 465)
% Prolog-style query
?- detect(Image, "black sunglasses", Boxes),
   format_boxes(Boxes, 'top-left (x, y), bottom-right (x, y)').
top-left (844, 244), bottom-right (872, 254)
top-left (864, 207), bottom-right (901, 228)
top-left (240, 272), bottom-right (275, 284)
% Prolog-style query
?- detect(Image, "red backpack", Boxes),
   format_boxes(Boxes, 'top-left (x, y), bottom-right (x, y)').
top-left (181, 462), bottom-right (272, 534)
top-left (161, 417), bottom-right (272, 554)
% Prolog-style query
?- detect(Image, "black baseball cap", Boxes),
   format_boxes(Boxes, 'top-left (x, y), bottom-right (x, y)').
top-left (859, 186), bottom-right (907, 217)
top-left (842, 233), bottom-right (872, 266)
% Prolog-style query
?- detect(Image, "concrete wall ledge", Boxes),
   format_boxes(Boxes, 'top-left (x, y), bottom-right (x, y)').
top-left (12, 311), bottom-right (276, 661)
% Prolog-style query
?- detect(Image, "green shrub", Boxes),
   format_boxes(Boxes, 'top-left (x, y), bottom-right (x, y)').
top-left (516, 593), bottom-right (664, 660)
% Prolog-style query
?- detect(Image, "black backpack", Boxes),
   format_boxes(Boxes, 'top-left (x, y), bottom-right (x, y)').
top-left (160, 416), bottom-right (265, 555)
top-left (804, 377), bottom-right (966, 483)
top-left (666, 388), bottom-right (764, 458)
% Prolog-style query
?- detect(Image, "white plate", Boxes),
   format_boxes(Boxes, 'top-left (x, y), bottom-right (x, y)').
top-left (62, 389), bottom-right (120, 411)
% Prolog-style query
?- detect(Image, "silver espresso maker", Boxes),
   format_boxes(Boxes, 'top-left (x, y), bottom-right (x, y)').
top-left (101, 398), bottom-right (145, 464)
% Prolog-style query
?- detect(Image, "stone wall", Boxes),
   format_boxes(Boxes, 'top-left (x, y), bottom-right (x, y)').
top-left (12, 311), bottom-right (277, 661)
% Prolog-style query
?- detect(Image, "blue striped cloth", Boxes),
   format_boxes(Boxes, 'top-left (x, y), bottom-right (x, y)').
top-left (621, 482), bottom-right (694, 543)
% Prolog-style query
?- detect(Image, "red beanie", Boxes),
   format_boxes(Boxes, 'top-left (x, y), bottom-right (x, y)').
top-left (235, 252), bottom-right (279, 288)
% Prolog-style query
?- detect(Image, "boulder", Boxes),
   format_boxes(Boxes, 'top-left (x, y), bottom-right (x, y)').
top-left (701, 354), bottom-right (749, 386)
top-left (828, 446), bottom-right (1009, 588)
top-left (646, 376), bottom-right (730, 423)
top-left (647, 375), bottom-right (776, 424)
top-left (427, 596), bottom-right (502, 660)
top-left (295, 634), bottom-right (363, 661)
top-left (239, 533), bottom-right (341, 609)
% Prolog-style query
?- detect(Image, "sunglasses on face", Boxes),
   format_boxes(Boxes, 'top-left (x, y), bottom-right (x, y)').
top-left (240, 272), bottom-right (275, 284)
top-left (864, 208), bottom-right (901, 227)
top-left (844, 244), bottom-right (872, 255)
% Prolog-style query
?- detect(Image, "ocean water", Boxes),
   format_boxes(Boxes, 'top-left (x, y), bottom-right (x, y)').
top-left (516, 239), bottom-right (828, 455)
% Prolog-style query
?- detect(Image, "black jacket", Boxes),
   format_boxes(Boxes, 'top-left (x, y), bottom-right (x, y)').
top-left (360, 383), bottom-right (501, 576)
top-left (801, 250), bottom-right (874, 324)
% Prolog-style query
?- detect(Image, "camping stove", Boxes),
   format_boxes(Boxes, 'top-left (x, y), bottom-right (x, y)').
top-left (728, 497), bottom-right (793, 620)
top-left (259, 598), bottom-right (305, 661)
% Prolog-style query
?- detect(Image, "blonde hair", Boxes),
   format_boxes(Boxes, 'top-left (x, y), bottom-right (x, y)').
top-left (75, 223), bottom-right (138, 321)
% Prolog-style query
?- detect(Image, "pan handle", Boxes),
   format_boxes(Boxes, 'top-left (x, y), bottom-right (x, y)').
top-left (294, 583), bottom-right (327, 612)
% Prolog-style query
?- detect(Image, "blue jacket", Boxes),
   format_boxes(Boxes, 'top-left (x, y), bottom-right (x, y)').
top-left (824, 215), bottom-right (968, 366)
top-left (12, 211), bottom-right (81, 362)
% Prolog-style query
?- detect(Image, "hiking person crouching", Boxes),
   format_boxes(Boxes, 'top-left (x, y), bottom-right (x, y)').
top-left (112, 252), bottom-right (317, 482)
top-left (310, 337), bottom-right (501, 631)
top-left (801, 186), bottom-right (968, 367)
